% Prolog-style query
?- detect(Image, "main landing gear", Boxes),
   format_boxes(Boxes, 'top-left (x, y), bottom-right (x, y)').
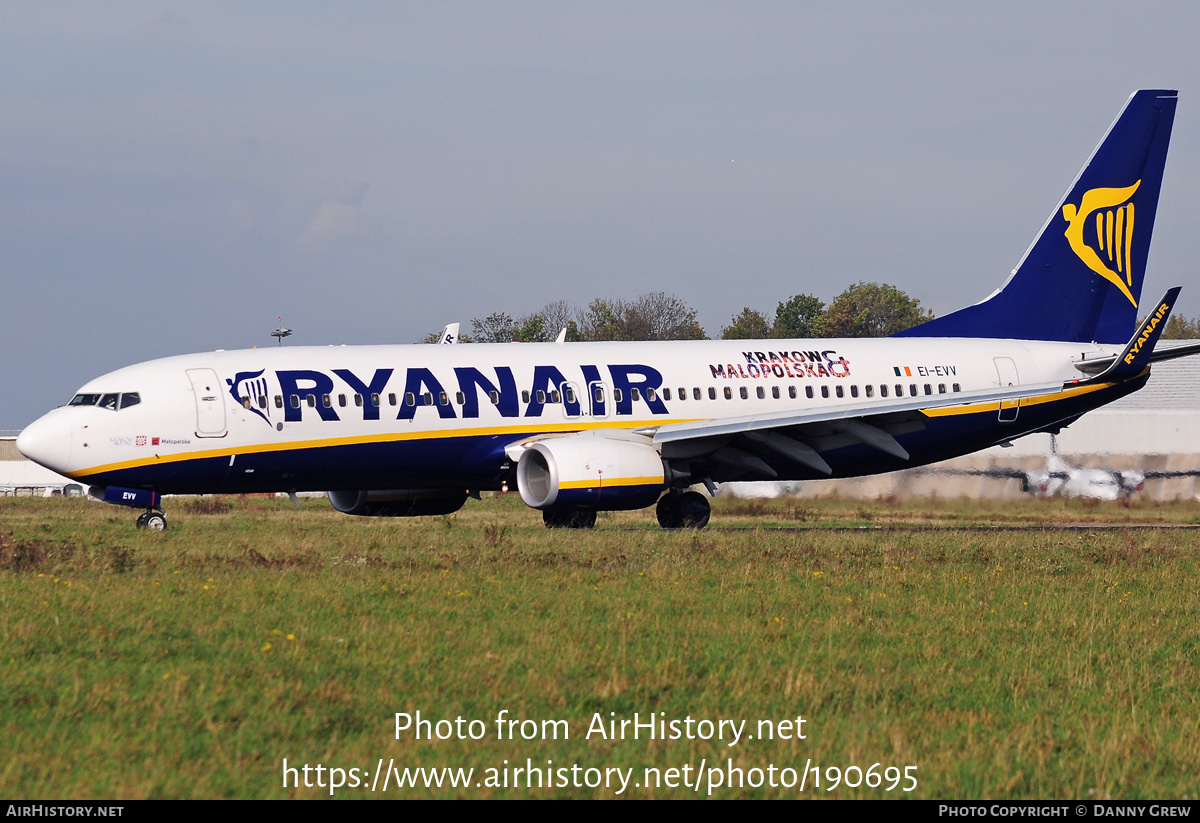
top-left (542, 509), bottom-right (597, 529)
top-left (656, 490), bottom-right (711, 530)
top-left (135, 510), bottom-right (167, 531)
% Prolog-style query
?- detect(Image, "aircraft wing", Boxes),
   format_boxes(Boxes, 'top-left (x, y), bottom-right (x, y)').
top-left (644, 379), bottom-right (1070, 478)
top-left (1142, 468), bottom-right (1200, 479)
top-left (921, 466), bottom-right (1037, 481)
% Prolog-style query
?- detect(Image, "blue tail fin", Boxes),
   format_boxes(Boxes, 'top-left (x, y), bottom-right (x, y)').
top-left (896, 90), bottom-right (1177, 344)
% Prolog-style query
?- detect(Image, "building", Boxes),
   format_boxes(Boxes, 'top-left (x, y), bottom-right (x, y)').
top-left (0, 435), bottom-right (86, 497)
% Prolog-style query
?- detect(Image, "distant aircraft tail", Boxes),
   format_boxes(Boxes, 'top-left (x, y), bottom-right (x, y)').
top-left (896, 89), bottom-right (1177, 344)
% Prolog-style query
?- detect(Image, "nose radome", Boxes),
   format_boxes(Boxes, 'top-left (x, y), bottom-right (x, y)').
top-left (16, 410), bottom-right (73, 474)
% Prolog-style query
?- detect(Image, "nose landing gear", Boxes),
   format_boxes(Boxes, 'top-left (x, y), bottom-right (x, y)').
top-left (135, 510), bottom-right (167, 531)
top-left (90, 486), bottom-right (167, 531)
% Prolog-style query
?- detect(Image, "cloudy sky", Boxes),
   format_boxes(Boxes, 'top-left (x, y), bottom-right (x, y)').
top-left (4, 1), bottom-right (1199, 429)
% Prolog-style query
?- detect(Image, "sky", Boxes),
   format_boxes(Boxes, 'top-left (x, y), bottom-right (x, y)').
top-left (4, 1), bottom-right (1200, 430)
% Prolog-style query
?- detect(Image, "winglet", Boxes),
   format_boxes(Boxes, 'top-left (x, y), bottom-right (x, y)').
top-left (1085, 287), bottom-right (1180, 382)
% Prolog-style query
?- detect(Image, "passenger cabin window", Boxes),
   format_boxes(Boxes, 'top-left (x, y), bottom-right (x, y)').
top-left (423, 392), bottom-right (434, 406)
top-left (646, 388), bottom-right (656, 402)
top-left (805, 387), bottom-right (814, 399)
top-left (290, 395), bottom-right (301, 409)
top-left (739, 387), bottom-right (748, 400)
top-left (322, 394), bottom-right (331, 408)
top-left (338, 393), bottom-right (346, 407)
top-left (708, 387), bottom-right (716, 400)
top-left (404, 392), bottom-right (415, 406)
top-left (372, 393), bottom-right (381, 407)
top-left (306, 396), bottom-right (316, 408)
top-left (789, 386), bottom-right (797, 399)
top-left (694, 388), bottom-right (702, 401)
top-left (835, 385), bottom-right (844, 398)
top-left (275, 395), bottom-right (283, 409)
top-left (866, 385), bottom-right (874, 398)
top-left (895, 384), bottom-right (904, 397)
top-left (756, 386), bottom-right (765, 400)
top-left (536, 390), bottom-right (546, 404)
top-left (257, 395), bottom-right (267, 409)
top-left (456, 392), bottom-right (465, 405)
top-left (724, 387), bottom-right (732, 400)
top-left (522, 390), bottom-right (531, 404)
top-left (631, 388), bottom-right (641, 401)
top-left (550, 390), bottom-right (561, 404)
top-left (924, 384), bottom-right (933, 395)
top-left (953, 383), bottom-right (961, 392)
top-left (388, 393), bottom-right (397, 406)
top-left (565, 388), bottom-right (576, 404)
top-left (242, 396), bottom-right (252, 409)
top-left (613, 389), bottom-right (624, 403)
top-left (850, 385), bottom-right (859, 399)
top-left (489, 390), bottom-right (500, 404)
top-left (880, 385), bottom-right (888, 398)
top-left (820, 386), bottom-right (829, 399)
top-left (772, 386), bottom-right (780, 399)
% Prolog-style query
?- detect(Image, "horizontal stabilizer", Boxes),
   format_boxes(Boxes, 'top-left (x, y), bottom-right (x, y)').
top-left (1078, 287), bottom-right (1180, 383)
top-left (1150, 340), bottom-right (1200, 363)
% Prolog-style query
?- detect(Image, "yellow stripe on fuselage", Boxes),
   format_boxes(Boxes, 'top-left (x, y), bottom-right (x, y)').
top-left (70, 418), bottom-right (703, 479)
top-left (920, 381), bottom-right (1114, 417)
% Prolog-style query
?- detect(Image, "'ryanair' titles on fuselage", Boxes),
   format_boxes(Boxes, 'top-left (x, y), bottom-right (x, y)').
top-left (710, 350), bottom-right (852, 381)
top-left (239, 363), bottom-right (675, 424)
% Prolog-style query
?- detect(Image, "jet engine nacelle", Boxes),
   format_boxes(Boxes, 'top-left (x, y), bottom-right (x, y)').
top-left (516, 433), bottom-right (666, 511)
top-left (327, 489), bottom-right (468, 517)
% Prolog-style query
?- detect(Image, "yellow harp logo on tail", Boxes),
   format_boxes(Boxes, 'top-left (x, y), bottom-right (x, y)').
top-left (1061, 181), bottom-right (1141, 307)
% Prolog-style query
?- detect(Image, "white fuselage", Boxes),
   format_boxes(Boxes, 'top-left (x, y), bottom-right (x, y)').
top-left (17, 336), bottom-right (1123, 496)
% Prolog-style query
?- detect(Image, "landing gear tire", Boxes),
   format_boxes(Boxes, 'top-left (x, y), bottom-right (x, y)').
top-left (136, 511), bottom-right (167, 531)
top-left (542, 509), bottom-right (597, 529)
top-left (656, 494), bottom-right (682, 529)
top-left (656, 491), bottom-right (710, 530)
top-left (675, 491), bottom-right (710, 529)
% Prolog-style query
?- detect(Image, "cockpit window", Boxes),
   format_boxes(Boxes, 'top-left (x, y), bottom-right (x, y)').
top-left (74, 392), bottom-right (140, 410)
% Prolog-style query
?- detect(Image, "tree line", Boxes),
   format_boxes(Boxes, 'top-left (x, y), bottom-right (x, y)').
top-left (427, 281), bottom-right (936, 343)
top-left (1163, 314), bottom-right (1200, 339)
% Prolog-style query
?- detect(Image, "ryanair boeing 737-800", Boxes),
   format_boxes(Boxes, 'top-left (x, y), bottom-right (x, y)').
top-left (17, 90), bottom-right (1195, 530)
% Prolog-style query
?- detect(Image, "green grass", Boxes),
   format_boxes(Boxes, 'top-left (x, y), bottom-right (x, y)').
top-left (1, 494), bottom-right (1198, 798)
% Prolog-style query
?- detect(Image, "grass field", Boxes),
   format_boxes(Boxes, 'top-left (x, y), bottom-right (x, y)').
top-left (2, 493), bottom-right (1199, 799)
